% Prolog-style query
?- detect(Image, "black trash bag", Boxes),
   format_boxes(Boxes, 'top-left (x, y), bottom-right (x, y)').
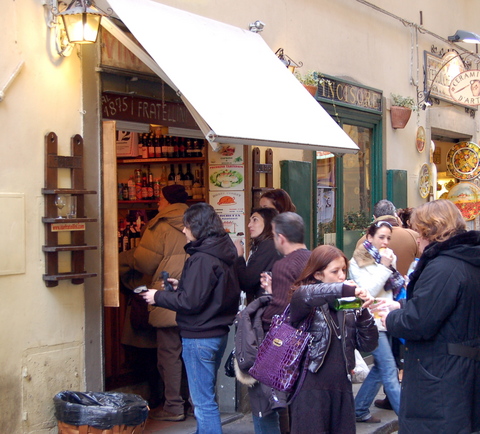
top-left (53, 391), bottom-right (149, 429)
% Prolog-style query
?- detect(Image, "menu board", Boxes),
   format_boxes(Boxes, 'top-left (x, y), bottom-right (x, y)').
top-left (208, 144), bottom-right (245, 241)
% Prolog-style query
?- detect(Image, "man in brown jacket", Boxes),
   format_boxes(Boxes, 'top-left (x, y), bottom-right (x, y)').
top-left (130, 184), bottom-right (190, 421)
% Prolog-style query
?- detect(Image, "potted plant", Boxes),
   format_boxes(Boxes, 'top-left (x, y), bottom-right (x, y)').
top-left (294, 70), bottom-right (319, 96)
top-left (390, 93), bottom-right (417, 129)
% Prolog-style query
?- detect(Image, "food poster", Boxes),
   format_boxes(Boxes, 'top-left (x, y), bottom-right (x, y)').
top-left (209, 164), bottom-right (245, 191)
top-left (210, 191), bottom-right (245, 242)
top-left (209, 144), bottom-right (244, 165)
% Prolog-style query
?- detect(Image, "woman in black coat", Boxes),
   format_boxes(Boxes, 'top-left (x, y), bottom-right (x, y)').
top-left (234, 207), bottom-right (281, 303)
top-left (289, 245), bottom-right (378, 434)
top-left (382, 200), bottom-right (480, 433)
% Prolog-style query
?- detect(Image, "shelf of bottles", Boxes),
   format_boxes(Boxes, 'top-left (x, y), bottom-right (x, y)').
top-left (117, 129), bottom-right (208, 253)
top-left (117, 129), bottom-right (207, 205)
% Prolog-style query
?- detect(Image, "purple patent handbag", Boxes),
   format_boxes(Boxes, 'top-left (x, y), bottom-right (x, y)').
top-left (248, 305), bottom-right (313, 393)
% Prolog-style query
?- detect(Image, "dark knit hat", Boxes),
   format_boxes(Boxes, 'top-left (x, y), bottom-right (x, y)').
top-left (162, 184), bottom-right (188, 204)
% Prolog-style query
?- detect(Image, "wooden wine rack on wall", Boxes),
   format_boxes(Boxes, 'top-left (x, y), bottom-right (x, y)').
top-left (42, 132), bottom-right (98, 287)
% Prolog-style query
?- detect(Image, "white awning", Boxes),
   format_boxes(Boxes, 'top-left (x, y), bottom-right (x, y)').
top-left (104, 0), bottom-right (359, 154)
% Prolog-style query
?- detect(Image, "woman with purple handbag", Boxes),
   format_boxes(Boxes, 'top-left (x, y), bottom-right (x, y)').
top-left (288, 245), bottom-right (378, 434)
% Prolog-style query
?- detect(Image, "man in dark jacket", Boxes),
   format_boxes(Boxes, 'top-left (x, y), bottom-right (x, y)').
top-left (143, 203), bottom-right (240, 433)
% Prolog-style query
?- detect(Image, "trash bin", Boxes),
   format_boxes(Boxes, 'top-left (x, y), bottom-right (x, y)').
top-left (53, 391), bottom-right (149, 433)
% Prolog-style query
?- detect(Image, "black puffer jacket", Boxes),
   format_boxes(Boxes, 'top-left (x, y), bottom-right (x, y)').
top-left (387, 231), bottom-right (480, 434)
top-left (290, 282), bottom-right (378, 376)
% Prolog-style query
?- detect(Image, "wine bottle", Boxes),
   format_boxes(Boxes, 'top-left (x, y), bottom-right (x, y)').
top-left (153, 179), bottom-right (161, 200)
top-left (178, 137), bottom-right (186, 158)
top-left (334, 297), bottom-right (363, 310)
top-left (148, 132), bottom-right (155, 158)
top-left (173, 136), bottom-right (179, 158)
top-left (141, 176), bottom-right (149, 199)
top-left (193, 169), bottom-right (202, 199)
top-left (175, 164), bottom-right (185, 186)
top-left (154, 130), bottom-right (162, 158)
top-left (184, 163), bottom-right (194, 198)
top-left (167, 164), bottom-right (176, 186)
top-left (185, 139), bottom-right (193, 158)
top-left (161, 133), bottom-right (168, 158)
top-left (142, 134), bottom-right (149, 159)
top-left (167, 136), bottom-right (174, 158)
top-left (160, 166), bottom-right (168, 186)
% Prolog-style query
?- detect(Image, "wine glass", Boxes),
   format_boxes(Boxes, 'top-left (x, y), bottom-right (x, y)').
top-left (55, 195), bottom-right (67, 218)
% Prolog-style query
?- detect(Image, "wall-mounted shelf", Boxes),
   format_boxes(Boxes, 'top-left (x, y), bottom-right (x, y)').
top-left (42, 132), bottom-right (98, 287)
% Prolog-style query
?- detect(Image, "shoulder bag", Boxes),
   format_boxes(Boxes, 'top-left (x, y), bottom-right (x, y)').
top-left (248, 305), bottom-right (313, 393)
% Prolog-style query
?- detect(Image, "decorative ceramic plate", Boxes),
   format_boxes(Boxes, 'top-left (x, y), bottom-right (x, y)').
top-left (446, 141), bottom-right (480, 180)
top-left (418, 163), bottom-right (431, 198)
top-left (447, 181), bottom-right (480, 221)
top-left (416, 126), bottom-right (426, 153)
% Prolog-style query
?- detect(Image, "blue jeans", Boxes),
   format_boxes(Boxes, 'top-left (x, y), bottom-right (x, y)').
top-left (355, 331), bottom-right (401, 420)
top-left (252, 411), bottom-right (280, 434)
top-left (182, 335), bottom-right (228, 434)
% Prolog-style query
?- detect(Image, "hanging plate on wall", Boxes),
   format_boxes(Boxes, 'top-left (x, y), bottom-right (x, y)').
top-left (446, 141), bottom-right (480, 180)
top-left (418, 163), bottom-right (431, 199)
top-left (416, 126), bottom-right (426, 153)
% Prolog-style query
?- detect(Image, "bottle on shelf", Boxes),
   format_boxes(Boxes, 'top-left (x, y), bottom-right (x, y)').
top-left (122, 223), bottom-right (130, 251)
top-left (153, 179), bottom-right (161, 200)
top-left (147, 179), bottom-right (154, 200)
top-left (173, 136), bottom-right (179, 158)
top-left (142, 133), bottom-right (149, 159)
top-left (198, 139), bottom-right (205, 157)
top-left (178, 137), bottom-right (186, 158)
top-left (147, 165), bottom-right (154, 185)
top-left (154, 130), bottom-right (162, 158)
top-left (141, 175), bottom-right (149, 199)
top-left (118, 183), bottom-right (124, 201)
top-left (160, 166), bottom-right (168, 187)
top-left (184, 163), bottom-right (194, 198)
top-left (161, 132), bottom-right (168, 158)
top-left (167, 164), bottom-right (176, 186)
top-left (167, 136), bottom-right (174, 158)
top-left (193, 169), bottom-right (202, 199)
top-left (122, 183), bottom-right (129, 200)
top-left (175, 164), bottom-right (185, 186)
top-left (148, 132), bottom-right (155, 158)
top-left (199, 165), bottom-right (205, 199)
top-left (137, 133), bottom-right (143, 158)
top-left (128, 176), bottom-right (136, 201)
top-left (193, 140), bottom-right (200, 157)
top-left (185, 139), bottom-right (193, 158)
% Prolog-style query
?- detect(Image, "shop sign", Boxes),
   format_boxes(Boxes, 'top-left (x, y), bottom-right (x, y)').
top-left (425, 51), bottom-right (467, 104)
top-left (102, 91), bottom-right (198, 129)
top-left (449, 70), bottom-right (480, 106)
top-left (316, 74), bottom-right (382, 113)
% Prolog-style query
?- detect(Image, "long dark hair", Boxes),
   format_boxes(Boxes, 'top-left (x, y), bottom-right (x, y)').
top-left (183, 203), bottom-right (225, 240)
top-left (251, 207), bottom-right (278, 247)
top-left (293, 245), bottom-right (348, 288)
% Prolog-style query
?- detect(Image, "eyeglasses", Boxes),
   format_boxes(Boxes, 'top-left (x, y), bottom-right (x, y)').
top-left (374, 221), bottom-right (392, 229)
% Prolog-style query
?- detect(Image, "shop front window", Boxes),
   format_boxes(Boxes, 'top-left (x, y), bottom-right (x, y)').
top-left (317, 124), bottom-right (374, 258)
top-left (317, 152), bottom-right (336, 246)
